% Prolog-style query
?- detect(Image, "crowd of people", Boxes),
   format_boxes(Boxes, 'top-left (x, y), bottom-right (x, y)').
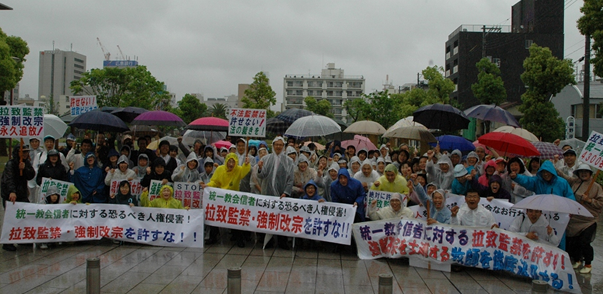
top-left (1, 132), bottom-right (601, 274)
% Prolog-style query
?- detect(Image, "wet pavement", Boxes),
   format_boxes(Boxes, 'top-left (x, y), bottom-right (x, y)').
top-left (0, 206), bottom-right (602, 293)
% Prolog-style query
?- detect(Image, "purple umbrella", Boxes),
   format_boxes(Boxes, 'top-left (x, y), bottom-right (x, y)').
top-left (464, 104), bottom-right (520, 127)
top-left (131, 110), bottom-right (186, 127)
top-left (531, 141), bottom-right (564, 160)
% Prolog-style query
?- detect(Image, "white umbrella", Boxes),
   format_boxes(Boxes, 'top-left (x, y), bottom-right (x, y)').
top-left (182, 130), bottom-right (226, 146)
top-left (285, 115), bottom-right (341, 137)
top-left (492, 126), bottom-right (539, 142)
top-left (343, 120), bottom-right (386, 135)
top-left (43, 114), bottom-right (68, 139)
top-left (387, 116), bottom-right (426, 131)
top-left (382, 126), bottom-right (436, 143)
top-left (512, 194), bottom-right (593, 217)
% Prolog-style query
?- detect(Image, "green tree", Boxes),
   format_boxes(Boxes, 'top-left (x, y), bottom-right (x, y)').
top-left (0, 27), bottom-right (29, 103)
top-left (210, 103), bottom-right (227, 119)
top-left (44, 95), bottom-right (60, 115)
top-left (70, 66), bottom-right (171, 109)
top-left (343, 98), bottom-right (367, 122)
top-left (471, 57), bottom-right (507, 105)
top-left (394, 66), bottom-right (457, 119)
top-left (351, 91), bottom-right (401, 129)
top-left (242, 71), bottom-right (276, 117)
top-left (175, 94), bottom-right (207, 124)
top-left (578, 0), bottom-right (603, 77)
top-left (519, 44), bottom-right (575, 142)
top-left (304, 96), bottom-right (334, 118)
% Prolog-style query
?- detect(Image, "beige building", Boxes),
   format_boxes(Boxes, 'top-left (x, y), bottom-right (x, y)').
top-left (237, 84), bottom-right (250, 108)
top-left (38, 49), bottom-right (87, 101)
top-left (283, 63), bottom-right (365, 122)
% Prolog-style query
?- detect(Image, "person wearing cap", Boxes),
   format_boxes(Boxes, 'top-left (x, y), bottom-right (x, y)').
top-left (257, 136), bottom-right (295, 249)
top-left (70, 152), bottom-right (106, 203)
top-left (61, 134), bottom-right (76, 157)
top-left (407, 179), bottom-right (451, 224)
top-left (426, 153), bottom-right (454, 190)
top-left (292, 154), bottom-right (323, 198)
top-left (508, 209), bottom-right (559, 247)
top-left (235, 138), bottom-right (256, 167)
top-left (67, 139), bottom-right (94, 171)
top-left (450, 188), bottom-right (498, 229)
top-left (557, 163), bottom-right (603, 273)
top-left (371, 164), bottom-right (410, 196)
top-left (451, 164), bottom-right (471, 195)
top-left (105, 155), bottom-right (136, 186)
top-left (555, 148), bottom-right (579, 177)
top-left (141, 158), bottom-right (173, 189)
top-left (36, 149), bottom-right (69, 189)
top-left (354, 159), bottom-right (380, 192)
top-left (368, 193), bottom-right (413, 220)
top-left (156, 140), bottom-right (178, 172)
top-left (34, 135), bottom-right (69, 174)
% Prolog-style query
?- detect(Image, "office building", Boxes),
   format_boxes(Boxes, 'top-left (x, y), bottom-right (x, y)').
top-left (38, 49), bottom-right (87, 101)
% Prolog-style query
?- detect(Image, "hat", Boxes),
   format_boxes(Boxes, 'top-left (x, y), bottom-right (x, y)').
top-left (122, 134), bottom-right (132, 143)
top-left (272, 136), bottom-right (286, 145)
top-left (66, 134), bottom-right (76, 141)
top-left (466, 151), bottom-right (478, 159)
top-left (573, 163), bottom-right (593, 176)
top-left (453, 164), bottom-right (468, 178)
top-left (13, 143), bottom-right (30, 151)
top-left (229, 144), bottom-right (236, 150)
top-left (48, 149), bottom-right (60, 156)
top-left (495, 157), bottom-right (506, 165)
top-left (563, 149), bottom-right (577, 156)
top-left (220, 147), bottom-right (228, 153)
top-left (43, 135), bottom-right (55, 142)
top-left (29, 137), bottom-right (40, 142)
top-left (236, 138), bottom-right (246, 144)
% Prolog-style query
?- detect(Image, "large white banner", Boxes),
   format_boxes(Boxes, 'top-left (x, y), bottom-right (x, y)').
top-left (353, 219), bottom-right (580, 293)
top-left (203, 187), bottom-right (356, 245)
top-left (0, 203), bottom-right (204, 248)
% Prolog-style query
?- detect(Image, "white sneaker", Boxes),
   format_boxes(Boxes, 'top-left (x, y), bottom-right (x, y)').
top-left (573, 261), bottom-right (582, 269)
top-left (39, 244), bottom-right (48, 249)
top-left (580, 266), bottom-right (592, 274)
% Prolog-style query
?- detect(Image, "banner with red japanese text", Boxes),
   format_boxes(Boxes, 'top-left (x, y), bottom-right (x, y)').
top-left (0, 105), bottom-right (44, 139)
top-left (173, 182), bottom-right (202, 209)
top-left (353, 219), bottom-right (580, 293)
top-left (70, 96), bottom-right (98, 116)
top-left (365, 190), bottom-right (408, 218)
top-left (39, 177), bottom-right (72, 203)
top-left (0, 203), bottom-right (204, 248)
top-left (109, 180), bottom-right (143, 199)
top-left (408, 194), bottom-right (568, 246)
top-left (227, 108), bottom-right (266, 137)
top-left (203, 187), bottom-right (356, 245)
top-left (579, 131), bottom-right (603, 170)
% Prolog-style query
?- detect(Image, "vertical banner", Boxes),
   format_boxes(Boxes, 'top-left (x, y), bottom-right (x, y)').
top-left (227, 108), bottom-right (266, 137)
top-left (173, 182), bottom-right (202, 209)
top-left (39, 177), bottom-right (72, 203)
top-left (365, 190), bottom-right (408, 218)
top-left (110, 180), bottom-right (143, 198)
top-left (0, 105), bottom-right (44, 139)
top-left (70, 96), bottom-right (98, 116)
top-left (580, 130), bottom-right (603, 170)
top-left (148, 180), bottom-right (164, 201)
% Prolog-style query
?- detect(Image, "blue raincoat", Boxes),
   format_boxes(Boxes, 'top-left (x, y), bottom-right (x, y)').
top-left (330, 168), bottom-right (365, 221)
top-left (70, 152), bottom-right (106, 203)
top-left (302, 180), bottom-right (325, 201)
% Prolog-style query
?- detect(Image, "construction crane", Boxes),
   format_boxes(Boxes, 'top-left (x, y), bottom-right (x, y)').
top-left (116, 45), bottom-right (125, 60)
top-left (96, 37), bottom-right (111, 60)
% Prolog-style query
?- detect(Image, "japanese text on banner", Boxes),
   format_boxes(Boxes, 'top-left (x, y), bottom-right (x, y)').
top-left (39, 177), bottom-right (72, 203)
top-left (580, 130), bottom-right (603, 170)
top-left (148, 180), bottom-right (166, 201)
top-left (110, 180), bottom-right (143, 198)
top-left (173, 182), bottom-right (202, 209)
top-left (353, 219), bottom-right (580, 293)
top-left (0, 203), bottom-right (205, 248)
top-left (365, 190), bottom-right (408, 218)
top-left (69, 96), bottom-right (98, 116)
top-left (227, 108), bottom-right (266, 138)
top-left (203, 187), bottom-right (356, 245)
top-left (0, 105), bottom-right (44, 139)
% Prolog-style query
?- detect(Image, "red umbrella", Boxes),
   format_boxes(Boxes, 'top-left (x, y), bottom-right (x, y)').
top-left (213, 140), bottom-right (233, 150)
top-left (477, 132), bottom-right (540, 157)
top-left (341, 135), bottom-right (377, 151)
top-left (188, 117), bottom-right (229, 132)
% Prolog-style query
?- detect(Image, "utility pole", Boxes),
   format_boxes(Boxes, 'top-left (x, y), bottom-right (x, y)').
top-left (582, 36), bottom-right (591, 140)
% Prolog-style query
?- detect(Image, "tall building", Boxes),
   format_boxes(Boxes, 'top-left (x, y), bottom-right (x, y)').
top-left (283, 63), bottom-right (365, 122)
top-left (38, 49), bottom-right (87, 101)
top-left (237, 84), bottom-right (250, 108)
top-left (445, 0), bottom-right (564, 108)
top-left (205, 95), bottom-right (239, 109)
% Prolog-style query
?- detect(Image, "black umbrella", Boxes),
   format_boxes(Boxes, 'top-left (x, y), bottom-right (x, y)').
top-left (266, 117), bottom-right (289, 135)
top-left (412, 103), bottom-right (470, 131)
top-left (276, 108), bottom-right (314, 124)
top-left (464, 104), bottom-right (520, 127)
top-left (111, 106), bottom-right (148, 123)
top-left (69, 110), bottom-right (129, 132)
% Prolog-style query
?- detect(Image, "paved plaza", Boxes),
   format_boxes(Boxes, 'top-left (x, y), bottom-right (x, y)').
top-left (0, 206), bottom-right (601, 294)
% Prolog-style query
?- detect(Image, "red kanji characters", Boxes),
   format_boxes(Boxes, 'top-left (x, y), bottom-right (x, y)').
top-left (472, 230), bottom-right (485, 247)
top-left (239, 208), bottom-right (251, 226)
top-left (486, 231), bottom-right (498, 248)
top-left (498, 232), bottom-right (510, 252)
top-left (291, 215), bottom-right (304, 233)
top-left (227, 207), bottom-right (240, 225)
top-left (37, 227), bottom-right (49, 240)
top-left (257, 211), bottom-right (268, 229)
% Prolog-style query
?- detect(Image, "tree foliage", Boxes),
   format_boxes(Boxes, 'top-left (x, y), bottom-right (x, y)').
top-left (304, 96), bottom-right (333, 118)
top-left (519, 44), bottom-right (575, 142)
top-left (0, 27), bottom-right (29, 101)
top-left (210, 103), bottom-right (227, 119)
top-left (70, 66), bottom-right (171, 109)
top-left (578, 0), bottom-right (603, 77)
top-left (471, 58), bottom-right (506, 105)
top-left (242, 71), bottom-right (276, 117)
top-left (174, 94), bottom-right (207, 124)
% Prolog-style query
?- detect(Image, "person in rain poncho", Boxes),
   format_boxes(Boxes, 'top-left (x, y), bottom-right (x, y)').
top-left (200, 145), bottom-right (223, 166)
top-left (250, 147), bottom-right (268, 194)
top-left (451, 189), bottom-right (498, 229)
top-left (368, 193), bottom-right (413, 220)
top-left (199, 158), bottom-right (215, 185)
top-left (426, 153), bottom-right (454, 190)
top-left (119, 145), bottom-right (135, 168)
top-left (375, 157), bottom-right (386, 176)
top-left (451, 164), bottom-right (471, 196)
top-left (172, 153), bottom-right (201, 183)
top-left (372, 164), bottom-right (410, 197)
top-left (235, 138), bottom-right (256, 166)
top-left (465, 151), bottom-right (479, 175)
top-left (471, 174), bottom-right (511, 201)
top-left (508, 209), bottom-right (559, 246)
top-left (502, 157), bottom-right (533, 203)
top-left (292, 154), bottom-right (324, 198)
top-left (141, 158), bottom-right (173, 189)
top-left (65, 185), bottom-right (82, 204)
top-left (69, 152), bottom-right (106, 203)
top-left (141, 185), bottom-right (188, 209)
top-left (354, 159), bottom-right (381, 192)
top-left (286, 146), bottom-right (298, 164)
top-left (408, 181), bottom-right (451, 224)
top-left (378, 144), bottom-right (391, 162)
top-left (478, 159), bottom-right (497, 187)
top-left (104, 155), bottom-right (136, 185)
top-left (302, 180), bottom-right (325, 202)
top-left (349, 156), bottom-right (361, 176)
top-left (204, 153), bottom-right (250, 192)
top-left (449, 149), bottom-right (462, 167)
top-left (321, 162), bottom-right (339, 201)
top-left (36, 149), bottom-right (69, 186)
top-left (133, 153), bottom-right (150, 179)
top-left (357, 148), bottom-right (368, 162)
top-left (331, 168), bottom-right (366, 222)
top-left (110, 180), bottom-right (138, 207)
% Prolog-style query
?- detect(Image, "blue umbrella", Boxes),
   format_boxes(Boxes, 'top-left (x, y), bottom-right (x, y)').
top-left (428, 135), bottom-right (475, 152)
top-left (69, 110), bottom-right (129, 132)
top-left (464, 104), bottom-right (520, 127)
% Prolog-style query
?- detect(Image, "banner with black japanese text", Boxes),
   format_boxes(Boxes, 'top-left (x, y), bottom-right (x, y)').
top-left (365, 190), bottom-right (408, 219)
top-left (0, 203), bottom-right (204, 248)
top-left (353, 219), bottom-right (580, 293)
top-left (203, 187), bottom-right (356, 245)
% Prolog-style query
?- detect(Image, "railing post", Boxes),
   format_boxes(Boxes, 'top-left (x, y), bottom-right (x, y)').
top-left (227, 267), bottom-right (241, 294)
top-left (378, 274), bottom-right (393, 294)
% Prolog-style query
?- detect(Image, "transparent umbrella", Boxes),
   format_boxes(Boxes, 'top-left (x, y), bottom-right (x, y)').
top-left (284, 115), bottom-right (341, 137)
top-left (182, 130), bottom-right (226, 146)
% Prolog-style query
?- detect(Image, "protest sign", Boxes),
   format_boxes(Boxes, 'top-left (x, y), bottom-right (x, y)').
top-left (70, 96), bottom-right (98, 116)
top-left (0, 105), bottom-right (44, 139)
top-left (353, 219), bottom-right (580, 293)
top-left (580, 130), bottom-right (603, 170)
top-left (110, 180), bottom-right (143, 199)
top-left (1, 203), bottom-right (204, 248)
top-left (39, 177), bottom-right (72, 203)
top-left (228, 108), bottom-right (266, 137)
top-left (365, 190), bottom-right (408, 218)
top-left (203, 187), bottom-right (356, 245)
top-left (173, 182), bottom-right (202, 209)
top-left (148, 180), bottom-right (165, 201)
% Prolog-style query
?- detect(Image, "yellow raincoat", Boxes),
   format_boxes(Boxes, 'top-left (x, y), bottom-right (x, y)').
top-left (141, 185), bottom-right (184, 209)
top-left (65, 185), bottom-right (82, 203)
top-left (207, 153), bottom-right (250, 191)
top-left (371, 164), bottom-right (409, 194)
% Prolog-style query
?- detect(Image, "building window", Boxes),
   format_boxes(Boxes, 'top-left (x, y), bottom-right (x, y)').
top-left (74, 64), bottom-right (84, 69)
top-left (74, 58), bottom-right (84, 63)
top-left (525, 40), bottom-right (533, 49)
top-left (287, 81), bottom-right (293, 87)
top-left (572, 104), bottom-right (602, 119)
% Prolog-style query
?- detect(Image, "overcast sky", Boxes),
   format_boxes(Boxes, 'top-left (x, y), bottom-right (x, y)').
top-left (1, 0), bottom-right (585, 109)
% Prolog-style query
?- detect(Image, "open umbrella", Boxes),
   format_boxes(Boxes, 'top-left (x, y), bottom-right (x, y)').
top-left (382, 126), bottom-right (437, 143)
top-left (477, 132), bottom-right (540, 157)
top-left (343, 120), bottom-right (386, 135)
top-left (266, 117), bottom-right (289, 135)
top-left (111, 106), bottom-right (148, 123)
top-left (428, 135), bottom-right (475, 152)
top-left (341, 135), bottom-right (377, 151)
top-left (147, 136), bottom-right (179, 150)
top-left (492, 126), bottom-right (539, 142)
top-left (125, 125), bottom-right (159, 137)
top-left (560, 138), bottom-right (586, 154)
top-left (213, 140), bottom-right (233, 150)
top-left (412, 103), bottom-right (470, 131)
top-left (188, 117), bottom-right (229, 132)
top-left (388, 116), bottom-right (426, 130)
top-left (132, 110), bottom-right (185, 127)
top-left (464, 104), bottom-right (520, 127)
top-left (182, 130), bottom-right (225, 146)
top-left (530, 142), bottom-right (564, 160)
top-left (43, 114), bottom-right (68, 139)
top-left (69, 110), bottom-right (129, 132)
top-left (304, 141), bottom-right (325, 150)
top-left (472, 141), bottom-right (493, 155)
top-left (285, 115), bottom-right (341, 137)
top-left (512, 194), bottom-right (593, 217)
top-left (276, 108), bottom-right (313, 124)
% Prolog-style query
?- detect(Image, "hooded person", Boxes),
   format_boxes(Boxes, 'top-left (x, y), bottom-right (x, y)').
top-left (426, 154), bottom-right (454, 190)
top-left (119, 145), bottom-right (135, 168)
top-left (104, 155), bottom-right (137, 186)
top-left (478, 159), bottom-right (497, 187)
top-left (286, 146), bottom-right (298, 164)
top-left (449, 149), bottom-right (462, 167)
top-left (141, 158), bottom-right (173, 189)
top-left (357, 148), bottom-right (368, 162)
top-left (409, 182), bottom-right (451, 224)
top-left (172, 153), bottom-right (201, 183)
top-left (331, 168), bottom-right (366, 222)
top-left (133, 153), bottom-right (150, 179)
top-left (200, 145), bottom-right (222, 167)
top-left (503, 157), bottom-right (534, 203)
top-left (375, 157), bottom-right (386, 176)
top-left (302, 180), bottom-right (325, 202)
top-left (354, 159), bottom-right (381, 192)
top-left (102, 148), bottom-right (121, 172)
top-left (36, 149), bottom-right (69, 186)
top-left (199, 157), bottom-right (215, 184)
top-left (349, 156), bottom-right (362, 176)
top-left (292, 154), bottom-right (323, 198)
top-left (465, 151), bottom-right (479, 174)
top-left (378, 144), bottom-right (391, 162)
top-left (368, 193), bottom-right (413, 220)
top-left (472, 174), bottom-right (511, 201)
top-left (65, 185), bottom-right (82, 204)
top-left (321, 162), bottom-right (340, 201)
top-left (371, 164), bottom-right (410, 195)
top-left (204, 153), bottom-right (251, 192)
top-left (109, 180), bottom-right (138, 207)
top-left (69, 152), bottom-right (106, 203)
top-left (141, 185), bottom-right (187, 209)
